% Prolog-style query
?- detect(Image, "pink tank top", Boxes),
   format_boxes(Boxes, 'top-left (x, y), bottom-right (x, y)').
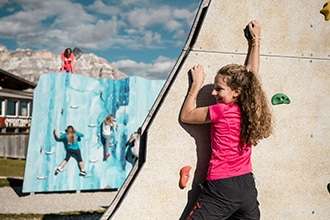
top-left (207, 103), bottom-right (252, 180)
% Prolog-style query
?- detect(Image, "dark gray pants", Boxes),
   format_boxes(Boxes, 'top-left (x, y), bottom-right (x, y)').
top-left (187, 173), bottom-right (260, 220)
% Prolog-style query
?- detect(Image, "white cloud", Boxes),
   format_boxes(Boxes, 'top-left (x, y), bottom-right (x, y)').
top-left (0, 0), bottom-right (10, 8)
top-left (142, 32), bottom-right (153, 46)
top-left (71, 18), bottom-right (124, 43)
top-left (0, 0), bottom-right (95, 36)
top-left (173, 29), bottom-right (186, 39)
top-left (120, 0), bottom-right (148, 7)
top-left (0, 0), bottom-right (196, 50)
top-left (111, 59), bottom-right (148, 76)
top-left (164, 19), bottom-right (182, 32)
top-left (112, 56), bottom-right (176, 80)
top-left (0, 0), bottom-right (198, 78)
top-left (142, 31), bottom-right (161, 46)
top-left (48, 2), bottom-right (96, 28)
top-left (124, 28), bottom-right (138, 35)
top-left (173, 8), bottom-right (196, 23)
top-left (86, 0), bottom-right (122, 16)
top-left (147, 56), bottom-right (176, 79)
top-left (126, 6), bottom-right (171, 29)
top-left (0, 11), bottom-right (42, 36)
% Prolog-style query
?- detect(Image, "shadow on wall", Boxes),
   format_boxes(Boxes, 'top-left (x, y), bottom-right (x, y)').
top-left (179, 83), bottom-right (215, 220)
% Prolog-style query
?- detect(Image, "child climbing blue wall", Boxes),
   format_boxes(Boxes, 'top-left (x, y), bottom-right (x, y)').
top-left (22, 72), bottom-right (164, 192)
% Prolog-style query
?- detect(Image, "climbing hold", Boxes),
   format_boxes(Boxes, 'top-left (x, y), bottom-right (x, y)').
top-left (327, 183), bottom-right (330, 193)
top-left (179, 166), bottom-right (192, 189)
top-left (320, 2), bottom-right (330, 21)
top-left (44, 151), bottom-right (54, 155)
top-left (271, 93), bottom-right (291, 105)
top-left (36, 176), bottom-right (48, 180)
top-left (244, 25), bottom-right (252, 40)
top-left (70, 105), bottom-right (79, 109)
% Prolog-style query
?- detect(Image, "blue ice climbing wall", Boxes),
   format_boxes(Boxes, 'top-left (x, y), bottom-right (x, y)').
top-left (22, 72), bottom-right (164, 193)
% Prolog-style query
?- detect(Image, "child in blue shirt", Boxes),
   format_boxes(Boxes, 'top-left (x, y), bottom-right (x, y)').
top-left (53, 125), bottom-right (87, 176)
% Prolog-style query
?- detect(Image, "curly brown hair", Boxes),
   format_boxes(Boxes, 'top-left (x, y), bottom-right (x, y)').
top-left (217, 64), bottom-right (273, 146)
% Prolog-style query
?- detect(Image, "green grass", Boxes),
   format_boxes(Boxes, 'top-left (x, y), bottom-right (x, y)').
top-left (0, 158), bottom-right (25, 187)
top-left (0, 158), bottom-right (26, 177)
top-left (0, 178), bottom-right (10, 187)
top-left (0, 158), bottom-right (106, 218)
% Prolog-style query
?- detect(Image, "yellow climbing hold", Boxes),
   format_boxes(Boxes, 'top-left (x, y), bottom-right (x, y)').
top-left (320, 1), bottom-right (330, 21)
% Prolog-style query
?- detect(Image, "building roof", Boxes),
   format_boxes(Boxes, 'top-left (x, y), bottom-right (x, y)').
top-left (0, 68), bottom-right (36, 90)
top-left (0, 88), bottom-right (34, 100)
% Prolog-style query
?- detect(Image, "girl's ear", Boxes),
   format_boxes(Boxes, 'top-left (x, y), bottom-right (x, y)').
top-left (233, 88), bottom-right (242, 98)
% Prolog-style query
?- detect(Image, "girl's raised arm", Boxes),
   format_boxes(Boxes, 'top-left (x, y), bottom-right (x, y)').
top-left (180, 64), bottom-right (210, 124)
top-left (245, 20), bottom-right (261, 74)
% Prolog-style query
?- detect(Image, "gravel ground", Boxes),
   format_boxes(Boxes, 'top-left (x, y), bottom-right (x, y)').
top-left (0, 179), bottom-right (116, 215)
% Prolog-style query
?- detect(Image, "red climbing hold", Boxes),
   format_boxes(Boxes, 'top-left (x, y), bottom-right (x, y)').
top-left (179, 166), bottom-right (192, 189)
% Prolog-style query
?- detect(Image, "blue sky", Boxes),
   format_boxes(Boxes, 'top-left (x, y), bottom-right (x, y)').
top-left (0, 0), bottom-right (200, 80)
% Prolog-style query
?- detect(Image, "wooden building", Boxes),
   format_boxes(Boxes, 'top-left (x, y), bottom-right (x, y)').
top-left (0, 69), bottom-right (36, 159)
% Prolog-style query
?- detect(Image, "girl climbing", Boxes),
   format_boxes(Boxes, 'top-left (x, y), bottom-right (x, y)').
top-left (53, 125), bottom-right (87, 176)
top-left (102, 114), bottom-right (116, 160)
top-left (180, 20), bottom-right (273, 219)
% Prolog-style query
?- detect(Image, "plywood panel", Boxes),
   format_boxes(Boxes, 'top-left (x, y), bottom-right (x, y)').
top-left (194, 0), bottom-right (330, 58)
top-left (108, 0), bottom-right (330, 219)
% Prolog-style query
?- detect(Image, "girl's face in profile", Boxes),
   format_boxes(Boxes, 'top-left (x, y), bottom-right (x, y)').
top-left (109, 117), bottom-right (115, 127)
top-left (211, 75), bottom-right (240, 104)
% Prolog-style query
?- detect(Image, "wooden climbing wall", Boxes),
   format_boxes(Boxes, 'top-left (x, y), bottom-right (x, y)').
top-left (103, 0), bottom-right (330, 219)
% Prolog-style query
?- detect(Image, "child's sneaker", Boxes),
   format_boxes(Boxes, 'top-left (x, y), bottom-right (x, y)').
top-left (79, 170), bottom-right (87, 176)
top-left (54, 167), bottom-right (61, 175)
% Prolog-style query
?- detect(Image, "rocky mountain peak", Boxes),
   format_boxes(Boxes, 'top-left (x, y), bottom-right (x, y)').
top-left (0, 44), bottom-right (127, 83)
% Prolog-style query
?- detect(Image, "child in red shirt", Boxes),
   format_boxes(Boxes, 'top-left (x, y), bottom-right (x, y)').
top-left (61, 48), bottom-right (75, 73)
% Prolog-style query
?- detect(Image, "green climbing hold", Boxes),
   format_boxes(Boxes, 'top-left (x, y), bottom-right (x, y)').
top-left (271, 93), bottom-right (290, 105)
top-left (328, 183), bottom-right (330, 193)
